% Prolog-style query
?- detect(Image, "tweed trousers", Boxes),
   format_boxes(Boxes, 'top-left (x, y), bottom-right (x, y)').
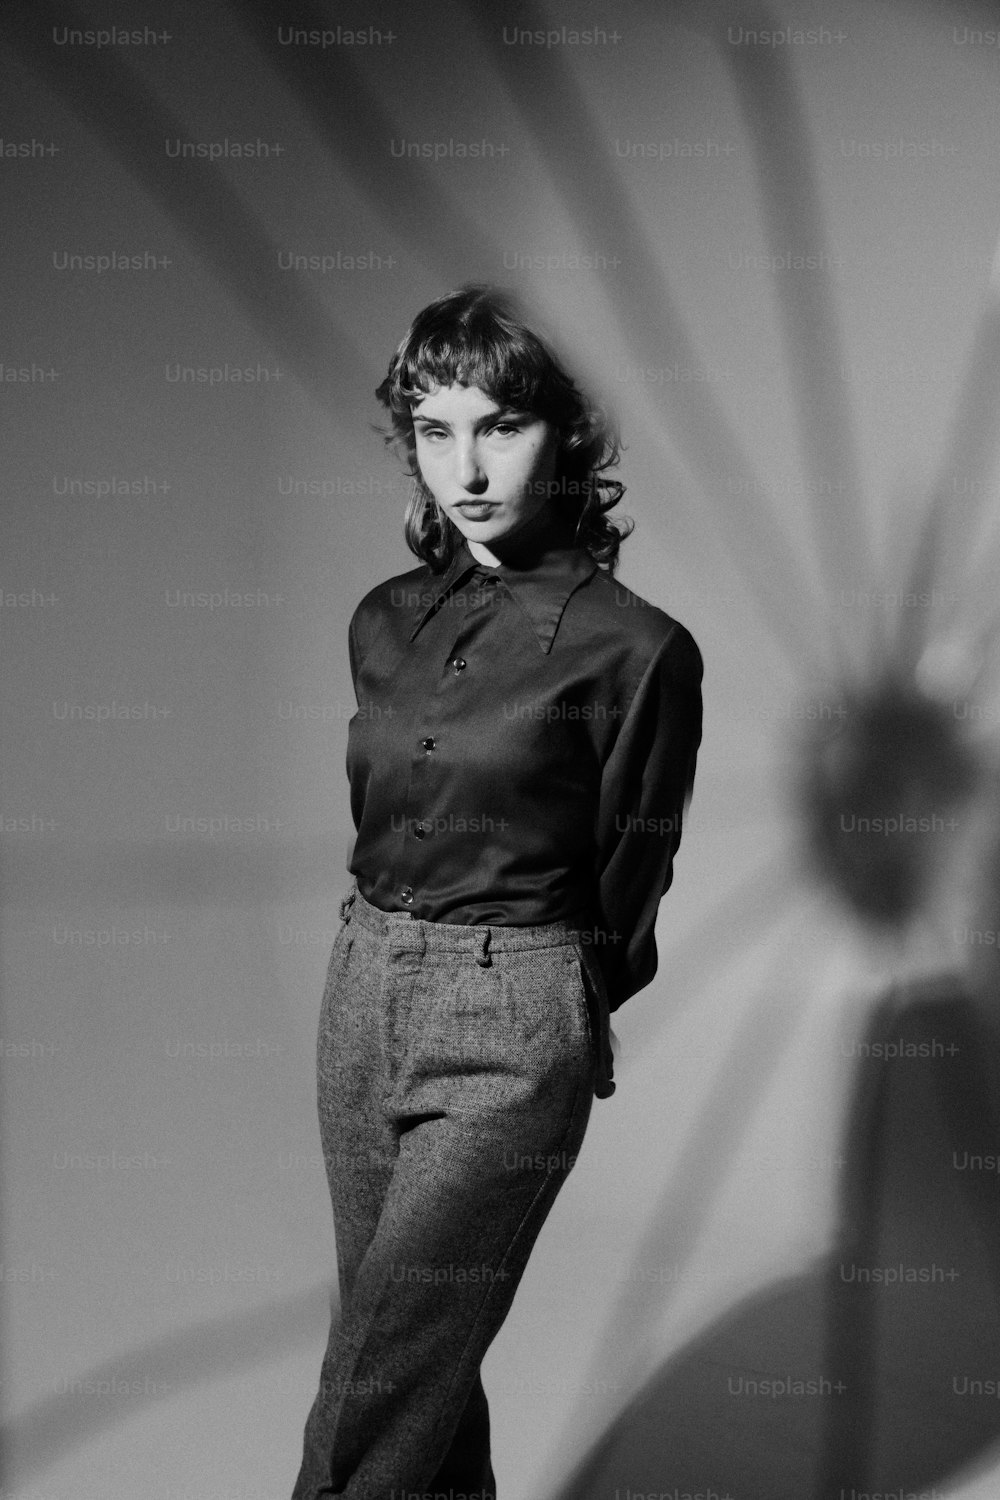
top-left (291, 885), bottom-right (600, 1499)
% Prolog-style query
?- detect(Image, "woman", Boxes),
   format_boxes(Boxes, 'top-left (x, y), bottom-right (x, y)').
top-left (292, 284), bottom-right (703, 1499)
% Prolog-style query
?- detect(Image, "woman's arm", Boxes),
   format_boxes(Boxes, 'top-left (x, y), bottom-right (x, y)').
top-left (594, 622), bottom-right (703, 1011)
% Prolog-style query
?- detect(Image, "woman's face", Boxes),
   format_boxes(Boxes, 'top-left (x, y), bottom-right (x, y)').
top-left (411, 382), bottom-right (560, 563)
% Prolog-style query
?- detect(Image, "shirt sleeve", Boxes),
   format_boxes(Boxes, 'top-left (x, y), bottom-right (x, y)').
top-left (594, 621), bottom-right (703, 1011)
top-left (347, 592), bottom-right (387, 698)
top-left (347, 607), bottom-right (364, 695)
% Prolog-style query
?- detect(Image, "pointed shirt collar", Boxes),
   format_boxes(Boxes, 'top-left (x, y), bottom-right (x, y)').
top-left (408, 536), bottom-right (599, 654)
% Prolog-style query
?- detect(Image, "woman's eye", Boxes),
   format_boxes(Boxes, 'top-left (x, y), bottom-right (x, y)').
top-left (491, 423), bottom-right (521, 437)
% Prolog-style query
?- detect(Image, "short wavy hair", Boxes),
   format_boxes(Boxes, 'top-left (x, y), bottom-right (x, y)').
top-left (374, 284), bottom-right (632, 573)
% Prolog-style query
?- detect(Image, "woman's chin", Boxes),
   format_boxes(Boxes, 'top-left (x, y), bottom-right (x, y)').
top-left (450, 516), bottom-right (511, 548)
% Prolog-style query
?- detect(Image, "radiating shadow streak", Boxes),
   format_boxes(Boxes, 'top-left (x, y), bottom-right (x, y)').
top-left (464, 0), bottom-right (835, 676)
top-left (920, 234), bottom-right (1000, 725)
top-left (0, 1281), bottom-right (335, 1485)
top-left (551, 975), bottom-right (1000, 1500)
top-left (958, 544), bottom-right (1000, 661)
top-left (718, 5), bottom-right (868, 641)
top-left (873, 232), bottom-right (1000, 705)
top-left (620, 847), bottom-right (806, 1055)
top-left (2, 0), bottom-right (364, 410)
top-left (876, 236), bottom-right (1000, 669)
top-left (930, 250), bottom-right (1000, 640)
top-left (961, 609), bottom-right (1000, 707)
top-left (571, 904), bottom-right (812, 1426)
top-left (884, 481), bottom-right (949, 680)
top-left (228, 0), bottom-right (504, 286)
top-left (949, 511), bottom-right (1000, 664)
top-left (874, 470), bottom-right (1000, 704)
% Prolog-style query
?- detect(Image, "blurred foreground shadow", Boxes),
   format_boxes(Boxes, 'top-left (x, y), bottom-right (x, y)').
top-left (554, 974), bottom-right (1000, 1500)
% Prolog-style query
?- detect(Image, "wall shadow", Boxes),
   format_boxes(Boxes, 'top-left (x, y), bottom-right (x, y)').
top-left (554, 974), bottom-right (1000, 1499)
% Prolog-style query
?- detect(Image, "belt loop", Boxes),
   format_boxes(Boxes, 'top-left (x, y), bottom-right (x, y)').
top-left (475, 928), bottom-right (492, 967)
top-left (339, 883), bottom-right (357, 923)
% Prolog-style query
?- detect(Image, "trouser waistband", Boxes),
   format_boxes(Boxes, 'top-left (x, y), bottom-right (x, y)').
top-left (340, 883), bottom-right (589, 954)
top-left (336, 882), bottom-right (616, 1100)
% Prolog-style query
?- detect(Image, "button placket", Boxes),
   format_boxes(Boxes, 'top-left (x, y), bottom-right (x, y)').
top-left (394, 577), bottom-right (495, 909)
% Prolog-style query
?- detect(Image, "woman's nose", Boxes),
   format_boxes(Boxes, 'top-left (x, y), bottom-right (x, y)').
top-left (454, 440), bottom-right (487, 491)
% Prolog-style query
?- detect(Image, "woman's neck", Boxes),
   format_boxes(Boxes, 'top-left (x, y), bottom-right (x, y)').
top-left (466, 506), bottom-right (575, 568)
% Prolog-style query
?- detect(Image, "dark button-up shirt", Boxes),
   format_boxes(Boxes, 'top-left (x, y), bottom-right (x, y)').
top-left (344, 528), bottom-right (702, 1046)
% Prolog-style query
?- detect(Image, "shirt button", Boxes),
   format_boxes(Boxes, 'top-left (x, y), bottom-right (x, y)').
top-left (400, 886), bottom-right (414, 905)
top-left (452, 657), bottom-right (467, 673)
top-left (413, 823), bottom-right (427, 839)
top-left (421, 737), bottom-right (435, 752)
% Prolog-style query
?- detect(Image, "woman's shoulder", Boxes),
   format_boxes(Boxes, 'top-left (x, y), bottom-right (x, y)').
top-left (346, 561), bottom-right (439, 674)
top-left (350, 559), bottom-right (437, 624)
top-left (582, 566), bottom-right (702, 677)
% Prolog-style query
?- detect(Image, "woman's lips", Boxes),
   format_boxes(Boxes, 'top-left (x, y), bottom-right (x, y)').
top-left (453, 502), bottom-right (498, 518)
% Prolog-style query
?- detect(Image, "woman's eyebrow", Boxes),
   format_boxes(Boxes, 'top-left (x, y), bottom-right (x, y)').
top-left (412, 409), bottom-right (527, 429)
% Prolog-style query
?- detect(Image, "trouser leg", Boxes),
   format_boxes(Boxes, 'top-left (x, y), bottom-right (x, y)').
top-left (292, 925), bottom-right (596, 1500)
top-left (323, 1087), bottom-right (592, 1498)
top-left (426, 1374), bottom-right (493, 1495)
top-left (294, 931), bottom-right (495, 1495)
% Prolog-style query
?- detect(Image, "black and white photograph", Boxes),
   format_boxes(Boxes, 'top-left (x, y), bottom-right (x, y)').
top-left (3, 2), bottom-right (1000, 1496)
